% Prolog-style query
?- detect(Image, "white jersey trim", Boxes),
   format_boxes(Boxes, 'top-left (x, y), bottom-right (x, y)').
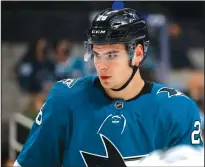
top-left (13, 160), bottom-right (21, 167)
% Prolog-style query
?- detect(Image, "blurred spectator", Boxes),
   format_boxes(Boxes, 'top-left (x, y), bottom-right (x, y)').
top-left (4, 159), bottom-right (15, 167)
top-left (16, 38), bottom-right (55, 95)
top-left (23, 93), bottom-right (45, 120)
top-left (185, 71), bottom-right (204, 112)
top-left (53, 39), bottom-right (85, 80)
top-left (185, 70), bottom-right (204, 137)
top-left (169, 23), bottom-right (195, 70)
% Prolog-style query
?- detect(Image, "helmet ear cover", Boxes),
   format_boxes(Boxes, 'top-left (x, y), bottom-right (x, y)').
top-left (126, 39), bottom-right (149, 68)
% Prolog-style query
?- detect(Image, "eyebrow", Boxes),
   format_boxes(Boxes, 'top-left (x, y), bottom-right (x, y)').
top-left (104, 50), bottom-right (120, 55)
top-left (93, 50), bottom-right (120, 56)
top-left (93, 51), bottom-right (99, 55)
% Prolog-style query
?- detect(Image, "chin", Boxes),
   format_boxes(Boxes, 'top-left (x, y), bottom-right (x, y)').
top-left (101, 82), bottom-right (122, 90)
top-left (100, 81), bottom-right (113, 89)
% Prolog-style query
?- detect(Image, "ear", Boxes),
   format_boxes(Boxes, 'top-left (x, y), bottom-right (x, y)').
top-left (131, 44), bottom-right (144, 66)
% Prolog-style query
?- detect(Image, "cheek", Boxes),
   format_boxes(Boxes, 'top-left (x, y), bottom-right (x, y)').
top-left (112, 61), bottom-right (127, 74)
top-left (93, 61), bottom-right (100, 70)
top-left (115, 61), bottom-right (132, 78)
top-left (116, 59), bottom-right (129, 70)
top-left (93, 61), bottom-right (97, 68)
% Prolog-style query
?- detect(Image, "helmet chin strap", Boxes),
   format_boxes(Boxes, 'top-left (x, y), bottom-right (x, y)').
top-left (110, 43), bottom-right (145, 92)
top-left (111, 65), bottom-right (139, 91)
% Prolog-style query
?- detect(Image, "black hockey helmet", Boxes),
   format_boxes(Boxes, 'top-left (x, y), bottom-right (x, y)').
top-left (84, 8), bottom-right (150, 91)
top-left (84, 8), bottom-right (149, 63)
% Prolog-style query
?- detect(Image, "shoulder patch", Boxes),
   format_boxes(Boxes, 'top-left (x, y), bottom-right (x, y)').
top-left (157, 87), bottom-right (188, 98)
top-left (58, 78), bottom-right (78, 88)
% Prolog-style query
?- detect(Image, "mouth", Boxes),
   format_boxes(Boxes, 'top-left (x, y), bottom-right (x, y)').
top-left (100, 76), bottom-right (112, 80)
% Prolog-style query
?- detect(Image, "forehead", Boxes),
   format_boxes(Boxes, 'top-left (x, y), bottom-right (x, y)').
top-left (93, 44), bottom-right (126, 53)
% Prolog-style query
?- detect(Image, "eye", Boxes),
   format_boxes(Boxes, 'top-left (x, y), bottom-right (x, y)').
top-left (107, 54), bottom-right (118, 59)
top-left (93, 52), bottom-right (101, 59)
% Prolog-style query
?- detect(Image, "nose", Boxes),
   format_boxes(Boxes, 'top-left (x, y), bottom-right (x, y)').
top-left (95, 60), bottom-right (109, 71)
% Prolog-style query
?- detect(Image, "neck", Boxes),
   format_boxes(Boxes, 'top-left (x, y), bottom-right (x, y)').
top-left (104, 71), bottom-right (145, 101)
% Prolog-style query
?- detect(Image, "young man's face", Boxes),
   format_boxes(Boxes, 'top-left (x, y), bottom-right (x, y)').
top-left (93, 44), bottom-right (133, 89)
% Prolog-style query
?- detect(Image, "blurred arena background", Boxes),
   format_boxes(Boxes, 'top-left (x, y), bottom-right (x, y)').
top-left (1, 1), bottom-right (204, 166)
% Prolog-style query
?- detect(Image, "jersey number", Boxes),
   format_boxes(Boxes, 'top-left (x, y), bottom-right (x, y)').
top-left (96, 15), bottom-right (107, 21)
top-left (191, 121), bottom-right (201, 144)
top-left (35, 103), bottom-right (45, 125)
top-left (36, 110), bottom-right (42, 125)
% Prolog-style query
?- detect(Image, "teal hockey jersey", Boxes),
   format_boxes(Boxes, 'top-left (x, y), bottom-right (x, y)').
top-left (15, 76), bottom-right (203, 167)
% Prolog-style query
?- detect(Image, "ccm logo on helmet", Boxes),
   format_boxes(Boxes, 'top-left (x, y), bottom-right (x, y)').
top-left (92, 30), bottom-right (106, 34)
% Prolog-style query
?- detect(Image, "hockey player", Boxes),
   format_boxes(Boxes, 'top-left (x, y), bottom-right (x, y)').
top-left (14, 7), bottom-right (203, 167)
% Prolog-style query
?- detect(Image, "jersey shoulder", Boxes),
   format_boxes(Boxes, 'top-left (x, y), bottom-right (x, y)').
top-left (51, 75), bottom-right (96, 99)
top-left (151, 82), bottom-right (197, 115)
top-left (43, 76), bottom-right (96, 122)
